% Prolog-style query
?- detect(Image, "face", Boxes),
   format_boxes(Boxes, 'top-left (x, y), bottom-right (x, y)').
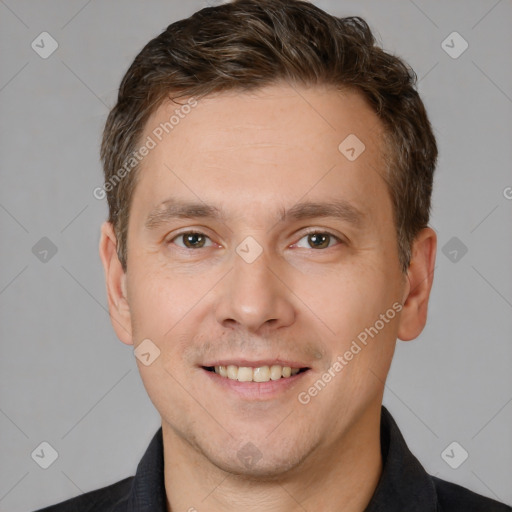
top-left (102, 83), bottom-right (424, 477)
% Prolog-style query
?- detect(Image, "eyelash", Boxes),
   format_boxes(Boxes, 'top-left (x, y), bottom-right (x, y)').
top-left (166, 229), bottom-right (344, 250)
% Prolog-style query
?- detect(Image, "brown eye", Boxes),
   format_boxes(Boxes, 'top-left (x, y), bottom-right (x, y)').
top-left (307, 233), bottom-right (330, 249)
top-left (295, 231), bottom-right (341, 250)
top-left (171, 232), bottom-right (212, 249)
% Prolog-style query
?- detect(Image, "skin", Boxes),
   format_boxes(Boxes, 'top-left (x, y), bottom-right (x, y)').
top-left (99, 83), bottom-right (436, 512)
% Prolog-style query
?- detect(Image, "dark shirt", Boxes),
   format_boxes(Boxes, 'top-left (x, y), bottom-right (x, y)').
top-left (35, 406), bottom-right (512, 511)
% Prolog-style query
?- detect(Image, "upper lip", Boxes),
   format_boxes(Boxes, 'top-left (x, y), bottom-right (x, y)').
top-left (201, 359), bottom-right (310, 369)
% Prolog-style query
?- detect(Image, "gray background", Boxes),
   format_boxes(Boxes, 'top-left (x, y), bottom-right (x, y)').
top-left (0, 0), bottom-right (511, 510)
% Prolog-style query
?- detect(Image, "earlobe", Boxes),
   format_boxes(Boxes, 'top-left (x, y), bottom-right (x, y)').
top-left (397, 227), bottom-right (437, 342)
top-left (98, 221), bottom-right (133, 346)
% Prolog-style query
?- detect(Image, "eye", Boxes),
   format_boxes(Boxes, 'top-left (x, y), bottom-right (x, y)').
top-left (170, 231), bottom-right (213, 249)
top-left (167, 230), bottom-right (342, 250)
top-left (294, 231), bottom-right (342, 250)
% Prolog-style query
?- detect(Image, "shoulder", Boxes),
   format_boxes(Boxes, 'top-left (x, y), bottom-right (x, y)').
top-left (34, 476), bottom-right (133, 512)
top-left (433, 476), bottom-right (512, 512)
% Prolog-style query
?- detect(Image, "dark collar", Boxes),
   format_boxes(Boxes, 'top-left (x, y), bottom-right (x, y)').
top-left (124, 406), bottom-right (438, 511)
top-left (364, 406), bottom-right (438, 511)
top-left (124, 427), bottom-right (167, 512)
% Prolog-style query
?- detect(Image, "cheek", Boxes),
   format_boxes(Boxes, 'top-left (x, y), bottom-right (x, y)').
top-left (128, 277), bottom-right (174, 339)
top-left (127, 265), bottom-right (212, 340)
top-left (292, 259), bottom-right (398, 341)
top-left (299, 265), bottom-right (401, 392)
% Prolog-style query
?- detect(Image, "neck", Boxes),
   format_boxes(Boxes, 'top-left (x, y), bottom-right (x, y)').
top-left (162, 404), bottom-right (383, 512)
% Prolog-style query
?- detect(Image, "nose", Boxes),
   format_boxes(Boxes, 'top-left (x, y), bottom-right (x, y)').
top-left (214, 246), bottom-right (296, 334)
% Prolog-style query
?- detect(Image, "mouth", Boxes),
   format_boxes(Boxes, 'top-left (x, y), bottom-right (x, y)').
top-left (202, 364), bottom-right (310, 383)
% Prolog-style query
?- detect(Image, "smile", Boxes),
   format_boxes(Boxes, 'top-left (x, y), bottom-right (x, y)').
top-left (203, 364), bottom-right (309, 383)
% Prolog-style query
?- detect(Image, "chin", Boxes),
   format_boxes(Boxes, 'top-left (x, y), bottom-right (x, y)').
top-left (211, 453), bottom-right (307, 481)
top-left (197, 435), bottom-right (316, 481)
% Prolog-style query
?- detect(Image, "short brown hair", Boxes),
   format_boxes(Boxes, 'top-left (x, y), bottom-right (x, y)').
top-left (100, 0), bottom-right (437, 273)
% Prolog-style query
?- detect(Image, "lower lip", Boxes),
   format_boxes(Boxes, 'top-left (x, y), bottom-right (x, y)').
top-left (201, 368), bottom-right (309, 401)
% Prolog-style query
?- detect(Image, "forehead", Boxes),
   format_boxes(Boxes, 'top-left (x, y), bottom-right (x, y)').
top-left (132, 83), bottom-right (391, 228)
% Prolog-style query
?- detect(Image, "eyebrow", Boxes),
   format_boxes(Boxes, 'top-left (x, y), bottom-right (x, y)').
top-left (144, 198), bottom-right (366, 230)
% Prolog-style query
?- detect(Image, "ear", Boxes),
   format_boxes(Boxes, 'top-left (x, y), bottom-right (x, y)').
top-left (397, 227), bottom-right (437, 341)
top-left (98, 221), bottom-right (133, 345)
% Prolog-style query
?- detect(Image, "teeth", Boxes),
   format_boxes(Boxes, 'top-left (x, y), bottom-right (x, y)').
top-left (227, 365), bottom-right (238, 380)
top-left (253, 366), bottom-right (270, 382)
top-left (237, 367), bottom-right (253, 382)
top-left (270, 365), bottom-right (282, 380)
top-left (213, 364), bottom-right (303, 382)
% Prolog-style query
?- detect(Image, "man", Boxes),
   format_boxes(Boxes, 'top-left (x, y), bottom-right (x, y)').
top-left (36, 0), bottom-right (511, 510)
